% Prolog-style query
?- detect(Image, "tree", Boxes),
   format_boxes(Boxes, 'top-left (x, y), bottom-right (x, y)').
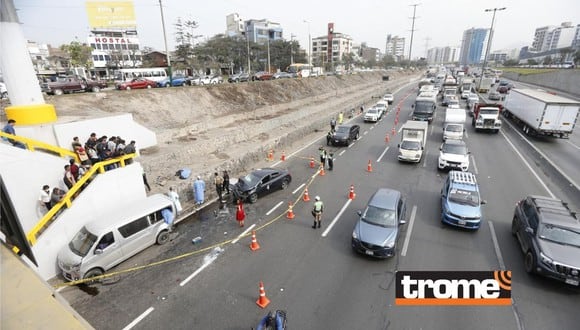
top-left (503, 59), bottom-right (519, 67)
top-left (174, 17), bottom-right (201, 70)
top-left (543, 56), bottom-right (553, 65)
top-left (558, 47), bottom-right (573, 64)
top-left (60, 41), bottom-right (93, 73)
top-left (527, 59), bottom-right (538, 65)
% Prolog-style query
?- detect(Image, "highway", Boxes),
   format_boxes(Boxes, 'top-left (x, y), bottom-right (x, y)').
top-left (58, 80), bottom-right (580, 330)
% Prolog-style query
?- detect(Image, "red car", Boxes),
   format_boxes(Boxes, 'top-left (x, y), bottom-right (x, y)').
top-left (116, 78), bottom-right (157, 90)
top-left (252, 71), bottom-right (274, 81)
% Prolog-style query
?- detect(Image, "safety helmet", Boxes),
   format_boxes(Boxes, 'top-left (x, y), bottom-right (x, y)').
top-left (315, 196), bottom-right (320, 201)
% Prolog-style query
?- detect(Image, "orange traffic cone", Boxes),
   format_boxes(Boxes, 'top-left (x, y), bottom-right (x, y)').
top-left (385, 134), bottom-right (390, 143)
top-left (250, 230), bottom-right (261, 251)
top-left (280, 151), bottom-right (286, 161)
top-left (319, 166), bottom-right (326, 176)
top-left (348, 184), bottom-right (356, 200)
top-left (256, 281), bottom-right (271, 308)
top-left (267, 149), bottom-right (274, 161)
top-left (286, 202), bottom-right (295, 219)
top-left (309, 157), bottom-right (315, 168)
top-left (303, 188), bottom-right (311, 202)
top-left (391, 127), bottom-right (396, 136)
top-left (367, 160), bottom-right (373, 172)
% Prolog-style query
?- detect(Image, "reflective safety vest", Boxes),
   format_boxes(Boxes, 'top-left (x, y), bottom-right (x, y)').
top-left (313, 201), bottom-right (324, 212)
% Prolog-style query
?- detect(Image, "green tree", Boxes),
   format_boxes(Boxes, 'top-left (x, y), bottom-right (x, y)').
top-left (527, 59), bottom-right (538, 65)
top-left (558, 47), bottom-right (573, 64)
top-left (174, 17), bottom-right (200, 70)
top-left (503, 59), bottom-right (519, 67)
top-left (543, 56), bottom-right (553, 65)
top-left (60, 41), bottom-right (93, 72)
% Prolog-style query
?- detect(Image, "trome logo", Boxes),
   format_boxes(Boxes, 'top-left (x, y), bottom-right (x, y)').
top-left (395, 271), bottom-right (512, 305)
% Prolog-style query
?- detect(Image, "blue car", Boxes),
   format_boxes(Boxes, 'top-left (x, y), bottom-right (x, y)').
top-left (440, 171), bottom-right (486, 230)
top-left (157, 75), bottom-right (188, 87)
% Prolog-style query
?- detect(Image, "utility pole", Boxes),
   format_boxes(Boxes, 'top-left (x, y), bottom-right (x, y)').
top-left (479, 7), bottom-right (506, 89)
top-left (290, 34), bottom-right (296, 64)
top-left (304, 20), bottom-right (311, 67)
top-left (408, 3), bottom-right (420, 67)
top-left (246, 27), bottom-right (251, 73)
top-left (159, 0), bottom-right (172, 83)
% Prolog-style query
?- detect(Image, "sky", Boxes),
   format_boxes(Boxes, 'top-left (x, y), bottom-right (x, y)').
top-left (13, 0), bottom-right (580, 59)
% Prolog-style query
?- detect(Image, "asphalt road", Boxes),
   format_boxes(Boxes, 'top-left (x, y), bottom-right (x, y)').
top-left (59, 80), bottom-right (580, 330)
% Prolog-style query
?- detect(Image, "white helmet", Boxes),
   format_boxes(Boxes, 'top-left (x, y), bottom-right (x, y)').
top-left (315, 196), bottom-right (320, 201)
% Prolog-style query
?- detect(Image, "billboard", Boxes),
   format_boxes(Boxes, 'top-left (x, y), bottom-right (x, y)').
top-left (86, 0), bottom-right (136, 28)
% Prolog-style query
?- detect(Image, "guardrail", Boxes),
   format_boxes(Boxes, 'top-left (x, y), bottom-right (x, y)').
top-left (0, 131), bottom-right (80, 163)
top-left (26, 153), bottom-right (136, 245)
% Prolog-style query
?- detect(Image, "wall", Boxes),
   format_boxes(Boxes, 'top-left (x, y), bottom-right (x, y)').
top-left (502, 70), bottom-right (580, 97)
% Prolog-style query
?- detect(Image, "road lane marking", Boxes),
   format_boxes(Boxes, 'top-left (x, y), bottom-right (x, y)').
top-left (321, 199), bottom-right (352, 237)
top-left (464, 130), bottom-right (469, 139)
top-left (422, 151), bottom-right (428, 168)
top-left (339, 150), bottom-right (346, 156)
top-left (488, 221), bottom-right (506, 270)
top-left (471, 155), bottom-right (479, 174)
top-left (503, 120), bottom-right (578, 191)
top-left (266, 201), bottom-right (284, 216)
top-left (122, 307), bottom-right (154, 330)
top-left (369, 126), bottom-right (374, 130)
top-left (232, 224), bottom-right (256, 244)
top-left (377, 147), bottom-right (390, 162)
top-left (501, 131), bottom-right (556, 198)
top-left (566, 140), bottom-right (580, 150)
top-left (430, 125), bottom-right (434, 136)
top-left (179, 255), bottom-right (217, 286)
top-left (401, 205), bottom-right (417, 257)
top-left (398, 126), bottom-right (403, 133)
top-left (292, 183), bottom-right (305, 194)
top-left (364, 130), bottom-right (369, 135)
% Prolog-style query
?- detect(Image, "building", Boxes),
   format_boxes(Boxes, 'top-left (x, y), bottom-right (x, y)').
top-left (226, 13), bottom-right (244, 37)
top-left (427, 46), bottom-right (460, 64)
top-left (532, 22), bottom-right (577, 52)
top-left (360, 44), bottom-right (381, 63)
top-left (311, 23), bottom-right (353, 69)
top-left (459, 28), bottom-right (489, 65)
top-left (488, 48), bottom-right (520, 63)
top-left (244, 19), bottom-right (283, 44)
top-left (385, 35), bottom-right (405, 61)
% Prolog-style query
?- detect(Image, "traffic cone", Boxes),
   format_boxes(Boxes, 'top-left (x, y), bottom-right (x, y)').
top-left (385, 134), bottom-right (390, 143)
top-left (286, 202), bottom-right (295, 219)
top-left (319, 166), bottom-right (326, 176)
top-left (303, 187), bottom-right (311, 202)
top-left (394, 118), bottom-right (399, 125)
top-left (391, 127), bottom-right (396, 136)
top-left (256, 281), bottom-right (271, 308)
top-left (309, 157), bottom-right (315, 168)
top-left (250, 230), bottom-right (260, 251)
top-left (348, 184), bottom-right (356, 200)
top-left (267, 149), bottom-right (274, 161)
top-left (367, 160), bottom-right (372, 172)
top-left (280, 151), bottom-right (286, 161)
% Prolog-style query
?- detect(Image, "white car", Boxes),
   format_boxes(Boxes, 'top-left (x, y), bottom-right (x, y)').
top-left (438, 140), bottom-right (470, 172)
top-left (364, 108), bottom-right (380, 122)
top-left (383, 93), bottom-right (394, 105)
top-left (461, 90), bottom-right (470, 99)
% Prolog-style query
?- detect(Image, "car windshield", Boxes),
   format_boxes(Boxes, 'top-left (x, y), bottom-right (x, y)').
top-left (336, 126), bottom-right (349, 134)
top-left (480, 109), bottom-right (499, 115)
top-left (69, 226), bottom-right (97, 257)
top-left (401, 140), bottom-right (421, 150)
top-left (538, 224), bottom-right (580, 248)
top-left (448, 188), bottom-right (480, 206)
top-left (366, 109), bottom-right (378, 114)
top-left (442, 143), bottom-right (467, 155)
top-left (362, 205), bottom-right (397, 227)
top-left (446, 124), bottom-right (463, 132)
top-left (239, 172), bottom-right (261, 187)
top-left (415, 101), bottom-right (434, 113)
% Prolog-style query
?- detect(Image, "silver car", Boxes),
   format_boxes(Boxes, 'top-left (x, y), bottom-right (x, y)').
top-left (351, 188), bottom-right (407, 258)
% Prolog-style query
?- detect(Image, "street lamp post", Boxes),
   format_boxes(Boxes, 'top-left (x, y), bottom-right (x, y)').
top-left (303, 20), bottom-right (311, 67)
top-left (479, 7), bottom-right (506, 88)
top-left (246, 28), bottom-right (251, 73)
top-left (290, 34), bottom-right (296, 64)
top-left (158, 0), bottom-right (172, 84)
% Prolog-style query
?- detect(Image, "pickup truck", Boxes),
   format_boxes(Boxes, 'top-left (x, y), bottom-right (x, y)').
top-left (41, 76), bottom-right (108, 95)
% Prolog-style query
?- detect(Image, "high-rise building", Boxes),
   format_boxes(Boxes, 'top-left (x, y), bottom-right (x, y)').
top-left (427, 46), bottom-right (460, 64)
top-left (311, 23), bottom-right (353, 68)
top-left (244, 19), bottom-right (283, 44)
top-left (459, 28), bottom-right (489, 65)
top-left (385, 35), bottom-right (405, 61)
top-left (531, 22), bottom-right (577, 52)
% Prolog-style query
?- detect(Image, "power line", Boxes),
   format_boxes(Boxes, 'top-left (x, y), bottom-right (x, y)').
top-left (408, 3), bottom-right (420, 65)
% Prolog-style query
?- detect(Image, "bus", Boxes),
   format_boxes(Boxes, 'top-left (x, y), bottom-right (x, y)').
top-left (114, 68), bottom-right (168, 83)
top-left (286, 63), bottom-right (312, 78)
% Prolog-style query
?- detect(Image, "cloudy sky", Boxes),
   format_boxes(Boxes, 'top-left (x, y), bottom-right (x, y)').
top-left (14, 0), bottom-right (580, 58)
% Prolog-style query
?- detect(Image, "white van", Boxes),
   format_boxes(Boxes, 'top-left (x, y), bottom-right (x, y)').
top-left (57, 194), bottom-right (175, 281)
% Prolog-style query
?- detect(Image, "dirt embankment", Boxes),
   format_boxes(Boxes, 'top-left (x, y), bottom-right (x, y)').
top-left (36, 70), bottom-right (419, 211)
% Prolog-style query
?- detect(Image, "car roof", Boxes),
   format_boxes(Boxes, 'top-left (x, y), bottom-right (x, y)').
top-left (529, 196), bottom-right (579, 227)
top-left (443, 139), bottom-right (466, 146)
top-left (251, 168), bottom-right (286, 176)
top-left (448, 171), bottom-right (478, 190)
top-left (368, 188), bottom-right (401, 210)
top-left (337, 124), bottom-right (355, 129)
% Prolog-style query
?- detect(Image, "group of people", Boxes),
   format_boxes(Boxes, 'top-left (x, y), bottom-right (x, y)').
top-left (38, 184), bottom-right (66, 212)
top-left (191, 170), bottom-right (231, 206)
top-left (318, 146), bottom-right (335, 171)
top-left (75, 133), bottom-right (137, 169)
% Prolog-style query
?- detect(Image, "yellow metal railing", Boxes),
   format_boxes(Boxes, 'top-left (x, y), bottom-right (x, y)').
top-left (0, 131), bottom-right (80, 163)
top-left (26, 153), bottom-right (136, 245)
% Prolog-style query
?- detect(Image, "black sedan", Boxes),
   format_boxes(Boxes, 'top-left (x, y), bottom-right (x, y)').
top-left (331, 124), bottom-right (360, 146)
top-left (230, 168), bottom-right (291, 203)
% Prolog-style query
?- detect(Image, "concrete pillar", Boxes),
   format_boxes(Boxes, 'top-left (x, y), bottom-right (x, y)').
top-left (0, 0), bottom-right (57, 125)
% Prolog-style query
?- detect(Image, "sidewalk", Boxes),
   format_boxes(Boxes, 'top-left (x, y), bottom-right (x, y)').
top-left (1, 245), bottom-right (93, 329)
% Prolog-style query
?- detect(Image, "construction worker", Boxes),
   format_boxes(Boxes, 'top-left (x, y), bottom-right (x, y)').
top-left (312, 196), bottom-right (324, 229)
top-left (337, 111), bottom-right (344, 125)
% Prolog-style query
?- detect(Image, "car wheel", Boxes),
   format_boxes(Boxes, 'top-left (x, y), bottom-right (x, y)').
top-left (524, 250), bottom-right (536, 274)
top-left (54, 89), bottom-right (64, 96)
top-left (91, 86), bottom-right (101, 93)
top-left (126, 86), bottom-right (132, 91)
top-left (164, 83), bottom-right (170, 88)
top-left (281, 179), bottom-right (289, 190)
top-left (511, 217), bottom-right (518, 236)
top-left (156, 230), bottom-right (170, 245)
top-left (84, 268), bottom-right (104, 284)
top-left (249, 193), bottom-right (258, 204)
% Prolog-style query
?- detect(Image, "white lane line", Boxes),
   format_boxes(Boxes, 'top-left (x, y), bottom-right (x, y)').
top-left (422, 151), bottom-right (428, 168)
top-left (321, 199), bottom-right (352, 237)
top-left (377, 146), bottom-right (390, 162)
top-left (232, 224), bottom-right (256, 244)
top-left (430, 125), bottom-right (434, 136)
top-left (369, 126), bottom-right (374, 130)
top-left (471, 155), bottom-right (479, 174)
top-left (266, 201), bottom-right (284, 216)
top-left (398, 126), bottom-right (403, 133)
top-left (401, 205), bottom-right (417, 257)
top-left (501, 131), bottom-right (556, 198)
top-left (566, 140), bottom-right (580, 150)
top-left (339, 150), bottom-right (346, 156)
top-left (364, 130), bottom-right (369, 135)
top-left (180, 256), bottom-right (216, 286)
top-left (503, 119), bottom-right (579, 191)
top-left (488, 221), bottom-right (506, 270)
top-left (292, 183), bottom-right (305, 194)
top-left (464, 130), bottom-right (469, 139)
top-left (122, 307), bottom-right (155, 330)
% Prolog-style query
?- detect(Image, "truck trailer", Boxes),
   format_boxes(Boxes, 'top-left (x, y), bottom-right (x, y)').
top-left (398, 121), bottom-right (429, 163)
top-left (476, 77), bottom-right (494, 93)
top-left (503, 89), bottom-right (580, 138)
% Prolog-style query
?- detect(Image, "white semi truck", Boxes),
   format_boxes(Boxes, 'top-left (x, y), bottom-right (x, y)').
top-left (503, 89), bottom-right (580, 138)
top-left (443, 108), bottom-right (467, 140)
top-left (398, 121), bottom-right (429, 163)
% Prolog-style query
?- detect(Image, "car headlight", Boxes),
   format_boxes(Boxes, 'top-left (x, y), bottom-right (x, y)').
top-left (384, 242), bottom-right (395, 248)
top-left (352, 231), bottom-right (358, 239)
top-left (540, 251), bottom-right (553, 266)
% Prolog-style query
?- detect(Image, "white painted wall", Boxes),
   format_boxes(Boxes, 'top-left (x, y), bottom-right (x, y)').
top-left (31, 163), bottom-right (147, 280)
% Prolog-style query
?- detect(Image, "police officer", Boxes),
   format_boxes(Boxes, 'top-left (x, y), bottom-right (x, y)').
top-left (330, 117), bottom-right (336, 131)
top-left (312, 196), bottom-right (324, 229)
top-left (327, 152), bottom-right (334, 170)
top-left (326, 130), bottom-right (333, 146)
top-left (319, 147), bottom-right (327, 167)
